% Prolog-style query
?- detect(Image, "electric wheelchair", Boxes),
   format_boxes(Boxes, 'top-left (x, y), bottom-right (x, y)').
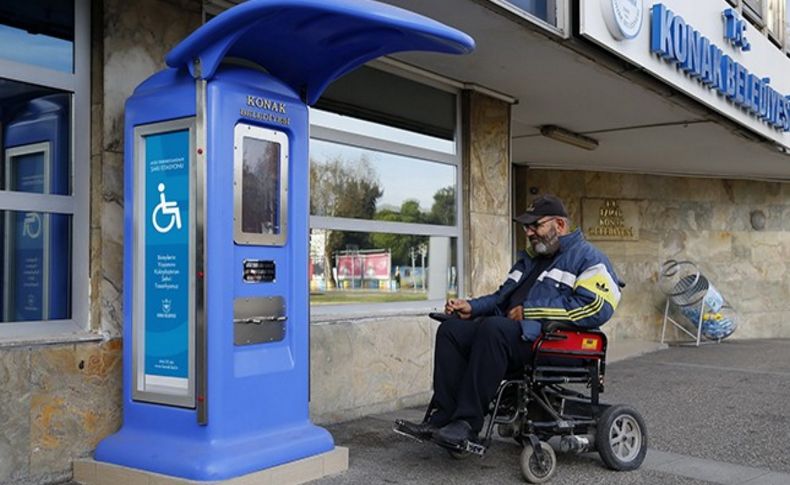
top-left (394, 315), bottom-right (647, 483)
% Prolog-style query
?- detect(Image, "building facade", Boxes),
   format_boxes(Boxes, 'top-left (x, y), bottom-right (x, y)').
top-left (1, 0), bottom-right (789, 483)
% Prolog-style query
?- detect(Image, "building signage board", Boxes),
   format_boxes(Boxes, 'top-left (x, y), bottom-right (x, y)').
top-left (581, 0), bottom-right (790, 150)
top-left (132, 120), bottom-right (195, 408)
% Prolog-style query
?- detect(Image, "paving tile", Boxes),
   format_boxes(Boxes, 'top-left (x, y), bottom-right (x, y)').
top-left (651, 456), bottom-right (766, 484)
top-left (742, 472), bottom-right (790, 485)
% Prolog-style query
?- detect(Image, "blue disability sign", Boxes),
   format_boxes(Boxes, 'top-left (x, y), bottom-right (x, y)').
top-left (144, 130), bottom-right (190, 381)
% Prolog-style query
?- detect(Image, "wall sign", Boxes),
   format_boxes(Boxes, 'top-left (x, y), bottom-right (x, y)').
top-left (602, 0), bottom-right (644, 40)
top-left (580, 0), bottom-right (790, 149)
top-left (133, 119), bottom-right (196, 408)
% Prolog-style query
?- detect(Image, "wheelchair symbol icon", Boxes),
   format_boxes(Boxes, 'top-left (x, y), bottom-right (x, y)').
top-left (22, 213), bottom-right (42, 239)
top-left (152, 183), bottom-right (182, 234)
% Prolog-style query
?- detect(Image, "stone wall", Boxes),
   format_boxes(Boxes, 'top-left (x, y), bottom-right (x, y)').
top-left (523, 169), bottom-right (790, 341)
top-left (309, 315), bottom-right (437, 423)
top-left (462, 91), bottom-right (513, 298)
top-left (0, 341), bottom-right (122, 485)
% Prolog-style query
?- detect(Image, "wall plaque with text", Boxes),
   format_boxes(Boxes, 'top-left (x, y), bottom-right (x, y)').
top-left (582, 198), bottom-right (640, 241)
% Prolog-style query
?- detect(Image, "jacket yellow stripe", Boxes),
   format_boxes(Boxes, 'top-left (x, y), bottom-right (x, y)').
top-left (568, 296), bottom-right (603, 318)
top-left (524, 296), bottom-right (605, 322)
top-left (524, 296), bottom-right (601, 318)
top-left (567, 297), bottom-right (604, 321)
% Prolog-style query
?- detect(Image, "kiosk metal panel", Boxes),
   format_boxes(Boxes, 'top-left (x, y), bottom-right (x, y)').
top-left (233, 296), bottom-right (286, 345)
top-left (132, 118), bottom-right (196, 408)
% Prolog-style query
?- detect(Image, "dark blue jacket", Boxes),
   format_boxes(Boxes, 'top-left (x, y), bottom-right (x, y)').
top-left (468, 229), bottom-right (622, 341)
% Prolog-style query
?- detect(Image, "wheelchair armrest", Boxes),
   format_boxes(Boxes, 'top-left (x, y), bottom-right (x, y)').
top-left (429, 312), bottom-right (460, 322)
top-left (428, 312), bottom-right (451, 322)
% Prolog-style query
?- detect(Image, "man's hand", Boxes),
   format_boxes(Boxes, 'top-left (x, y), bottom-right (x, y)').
top-left (445, 298), bottom-right (472, 320)
top-left (507, 305), bottom-right (523, 321)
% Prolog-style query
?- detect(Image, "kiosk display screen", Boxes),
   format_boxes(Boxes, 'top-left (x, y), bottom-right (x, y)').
top-left (234, 123), bottom-right (289, 246)
top-left (242, 137), bottom-right (280, 235)
top-left (132, 119), bottom-right (196, 408)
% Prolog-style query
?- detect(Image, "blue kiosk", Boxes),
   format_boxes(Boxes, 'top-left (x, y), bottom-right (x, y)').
top-left (95, 0), bottom-right (473, 481)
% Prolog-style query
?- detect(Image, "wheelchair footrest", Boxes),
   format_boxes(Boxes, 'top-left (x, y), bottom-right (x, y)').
top-left (434, 436), bottom-right (488, 456)
top-left (392, 420), bottom-right (427, 443)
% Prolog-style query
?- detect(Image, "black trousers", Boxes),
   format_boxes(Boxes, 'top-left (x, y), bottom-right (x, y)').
top-left (429, 316), bottom-right (533, 433)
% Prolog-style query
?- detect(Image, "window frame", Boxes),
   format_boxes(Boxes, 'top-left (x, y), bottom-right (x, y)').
top-left (743, 0), bottom-right (767, 28)
top-left (308, 67), bottom-right (465, 306)
top-left (0, 0), bottom-right (91, 345)
top-left (765, 0), bottom-right (786, 46)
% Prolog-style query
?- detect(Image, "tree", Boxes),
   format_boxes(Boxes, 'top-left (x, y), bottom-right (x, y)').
top-left (428, 186), bottom-right (455, 226)
top-left (371, 200), bottom-right (425, 268)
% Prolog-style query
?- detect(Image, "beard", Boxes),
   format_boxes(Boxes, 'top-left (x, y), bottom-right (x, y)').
top-left (530, 226), bottom-right (560, 256)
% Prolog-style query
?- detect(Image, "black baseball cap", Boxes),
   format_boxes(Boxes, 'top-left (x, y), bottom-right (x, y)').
top-left (514, 194), bottom-right (568, 225)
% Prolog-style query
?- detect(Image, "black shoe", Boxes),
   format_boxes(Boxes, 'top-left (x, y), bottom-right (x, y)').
top-left (435, 420), bottom-right (476, 447)
top-left (395, 419), bottom-right (438, 440)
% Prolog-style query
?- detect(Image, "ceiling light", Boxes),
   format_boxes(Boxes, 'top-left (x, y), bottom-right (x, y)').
top-left (540, 125), bottom-right (599, 151)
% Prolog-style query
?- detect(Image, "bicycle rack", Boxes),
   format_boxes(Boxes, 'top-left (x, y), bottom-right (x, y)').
top-left (658, 260), bottom-right (737, 346)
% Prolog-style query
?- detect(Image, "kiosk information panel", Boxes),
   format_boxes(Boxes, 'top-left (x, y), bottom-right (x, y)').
top-left (132, 119), bottom-right (196, 408)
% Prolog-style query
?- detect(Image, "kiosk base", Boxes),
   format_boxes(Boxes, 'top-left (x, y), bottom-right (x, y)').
top-left (76, 446), bottom-right (348, 484)
top-left (94, 422), bottom-right (335, 481)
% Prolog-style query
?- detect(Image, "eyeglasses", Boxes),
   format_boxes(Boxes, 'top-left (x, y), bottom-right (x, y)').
top-left (523, 217), bottom-right (555, 232)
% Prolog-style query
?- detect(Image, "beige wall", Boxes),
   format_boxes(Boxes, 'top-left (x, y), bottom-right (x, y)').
top-left (521, 168), bottom-right (790, 341)
top-left (309, 315), bottom-right (437, 424)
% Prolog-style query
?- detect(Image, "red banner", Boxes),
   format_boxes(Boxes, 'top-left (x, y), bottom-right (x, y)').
top-left (336, 252), bottom-right (390, 280)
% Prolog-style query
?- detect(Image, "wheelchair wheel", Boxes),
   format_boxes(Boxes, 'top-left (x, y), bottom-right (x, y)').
top-left (520, 441), bottom-right (556, 483)
top-left (595, 404), bottom-right (648, 471)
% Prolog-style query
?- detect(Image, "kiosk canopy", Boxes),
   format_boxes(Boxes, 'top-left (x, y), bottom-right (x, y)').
top-left (165, 0), bottom-right (475, 104)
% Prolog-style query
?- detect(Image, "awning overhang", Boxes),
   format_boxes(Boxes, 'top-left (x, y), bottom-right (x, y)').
top-left (165, 0), bottom-right (475, 104)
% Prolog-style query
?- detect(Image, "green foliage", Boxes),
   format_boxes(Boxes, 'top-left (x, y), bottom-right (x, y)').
top-left (372, 201), bottom-right (426, 267)
top-left (428, 186), bottom-right (456, 226)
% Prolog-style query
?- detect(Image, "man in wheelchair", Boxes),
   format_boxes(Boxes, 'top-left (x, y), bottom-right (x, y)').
top-left (395, 195), bottom-right (645, 482)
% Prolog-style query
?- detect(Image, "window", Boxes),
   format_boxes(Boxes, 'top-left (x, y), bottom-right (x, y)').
top-left (0, 0), bottom-right (89, 342)
top-left (309, 69), bottom-right (462, 306)
top-left (0, 0), bottom-right (74, 72)
top-left (767, 0), bottom-right (786, 44)
top-left (744, 0), bottom-right (765, 26)
top-left (487, 0), bottom-right (569, 38)
top-left (309, 230), bottom-right (458, 303)
top-left (787, 0), bottom-right (790, 54)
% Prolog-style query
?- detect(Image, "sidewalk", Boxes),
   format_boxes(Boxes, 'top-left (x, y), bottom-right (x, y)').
top-left (315, 339), bottom-right (790, 484)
